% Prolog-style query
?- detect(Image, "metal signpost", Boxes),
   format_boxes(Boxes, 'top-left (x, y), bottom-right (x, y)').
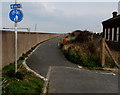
top-left (9, 2), bottom-right (23, 73)
top-left (9, 9), bottom-right (23, 23)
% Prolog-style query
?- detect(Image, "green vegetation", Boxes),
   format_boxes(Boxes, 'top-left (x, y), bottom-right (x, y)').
top-left (60, 30), bottom-right (102, 69)
top-left (2, 63), bottom-right (44, 95)
top-left (60, 30), bottom-right (119, 69)
top-left (63, 50), bottom-right (101, 68)
top-left (2, 43), bottom-right (44, 95)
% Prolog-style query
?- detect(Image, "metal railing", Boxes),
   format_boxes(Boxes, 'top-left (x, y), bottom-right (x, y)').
top-left (1, 27), bottom-right (30, 32)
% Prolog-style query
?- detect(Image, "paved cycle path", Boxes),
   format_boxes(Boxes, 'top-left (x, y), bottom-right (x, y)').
top-left (26, 36), bottom-right (119, 93)
top-left (26, 36), bottom-right (77, 77)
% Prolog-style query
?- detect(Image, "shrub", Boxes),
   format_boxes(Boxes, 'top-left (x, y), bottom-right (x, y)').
top-left (83, 55), bottom-right (101, 67)
top-left (63, 50), bottom-right (82, 64)
top-left (6, 68), bottom-right (15, 78)
top-left (63, 50), bottom-right (101, 68)
top-left (75, 30), bottom-right (92, 43)
top-left (2, 63), bottom-right (14, 71)
top-left (5, 68), bottom-right (24, 80)
top-left (14, 72), bottom-right (24, 80)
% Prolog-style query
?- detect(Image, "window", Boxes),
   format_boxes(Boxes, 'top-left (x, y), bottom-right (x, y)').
top-left (104, 29), bottom-right (106, 38)
top-left (116, 27), bottom-right (119, 42)
top-left (108, 28), bottom-right (110, 40)
top-left (114, 27), bottom-right (117, 41)
top-left (112, 28), bottom-right (114, 41)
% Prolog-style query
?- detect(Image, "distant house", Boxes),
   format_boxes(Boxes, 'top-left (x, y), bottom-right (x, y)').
top-left (102, 12), bottom-right (120, 42)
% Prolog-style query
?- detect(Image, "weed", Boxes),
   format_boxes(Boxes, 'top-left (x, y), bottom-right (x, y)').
top-left (2, 63), bottom-right (14, 71)
top-left (19, 56), bottom-right (25, 61)
top-left (31, 47), bottom-right (35, 50)
top-left (22, 53), bottom-right (28, 58)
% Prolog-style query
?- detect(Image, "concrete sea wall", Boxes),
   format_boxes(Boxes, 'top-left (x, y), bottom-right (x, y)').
top-left (0, 30), bottom-right (59, 67)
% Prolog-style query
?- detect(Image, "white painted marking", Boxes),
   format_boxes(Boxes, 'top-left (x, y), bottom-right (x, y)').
top-left (100, 72), bottom-right (116, 76)
top-left (43, 66), bottom-right (52, 93)
top-left (22, 61), bottom-right (47, 81)
top-left (78, 66), bottom-right (82, 69)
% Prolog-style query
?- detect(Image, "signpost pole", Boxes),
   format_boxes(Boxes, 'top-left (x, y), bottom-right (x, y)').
top-left (15, 0), bottom-right (17, 73)
top-left (15, 23), bottom-right (17, 73)
top-left (9, 0), bottom-right (23, 73)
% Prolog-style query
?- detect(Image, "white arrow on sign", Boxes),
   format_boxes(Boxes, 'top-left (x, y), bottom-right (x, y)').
top-left (14, 15), bottom-right (18, 22)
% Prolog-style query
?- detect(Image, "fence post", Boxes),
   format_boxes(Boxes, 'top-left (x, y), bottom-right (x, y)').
top-left (101, 38), bottom-right (105, 67)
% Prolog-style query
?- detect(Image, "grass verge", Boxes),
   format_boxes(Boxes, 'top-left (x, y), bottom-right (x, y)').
top-left (2, 43), bottom-right (44, 95)
top-left (2, 63), bottom-right (44, 95)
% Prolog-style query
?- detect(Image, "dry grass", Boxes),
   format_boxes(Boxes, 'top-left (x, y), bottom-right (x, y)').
top-left (110, 49), bottom-right (120, 65)
top-left (61, 30), bottom-right (120, 69)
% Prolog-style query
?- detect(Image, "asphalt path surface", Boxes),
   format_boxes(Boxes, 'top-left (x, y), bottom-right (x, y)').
top-left (49, 67), bottom-right (118, 93)
top-left (26, 36), bottom-right (77, 77)
top-left (26, 36), bottom-right (119, 93)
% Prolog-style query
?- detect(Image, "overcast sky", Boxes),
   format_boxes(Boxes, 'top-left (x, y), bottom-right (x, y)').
top-left (1, 2), bottom-right (119, 33)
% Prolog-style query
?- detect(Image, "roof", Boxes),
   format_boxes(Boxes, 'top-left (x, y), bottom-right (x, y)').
top-left (102, 14), bottom-right (120, 24)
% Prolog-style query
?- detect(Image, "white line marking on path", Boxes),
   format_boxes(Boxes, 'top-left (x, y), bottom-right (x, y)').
top-left (43, 66), bottom-right (52, 93)
top-left (78, 66), bottom-right (82, 69)
top-left (23, 61), bottom-right (47, 81)
top-left (100, 72), bottom-right (116, 76)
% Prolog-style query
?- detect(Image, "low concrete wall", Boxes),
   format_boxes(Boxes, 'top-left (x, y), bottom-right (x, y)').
top-left (1, 30), bottom-right (59, 67)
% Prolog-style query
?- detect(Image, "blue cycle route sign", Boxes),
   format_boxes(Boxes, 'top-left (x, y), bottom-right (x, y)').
top-left (10, 4), bottom-right (22, 9)
top-left (9, 9), bottom-right (23, 23)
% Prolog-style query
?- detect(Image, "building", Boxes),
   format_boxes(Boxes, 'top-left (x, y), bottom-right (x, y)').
top-left (102, 12), bottom-right (120, 42)
top-left (118, 1), bottom-right (120, 14)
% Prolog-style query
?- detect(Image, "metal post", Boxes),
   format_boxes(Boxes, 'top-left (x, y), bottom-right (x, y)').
top-left (15, 23), bottom-right (17, 73)
top-left (15, 0), bottom-right (17, 73)
top-left (15, 0), bottom-right (17, 4)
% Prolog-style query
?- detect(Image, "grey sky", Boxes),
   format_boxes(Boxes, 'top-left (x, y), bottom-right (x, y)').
top-left (2, 2), bottom-right (118, 33)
